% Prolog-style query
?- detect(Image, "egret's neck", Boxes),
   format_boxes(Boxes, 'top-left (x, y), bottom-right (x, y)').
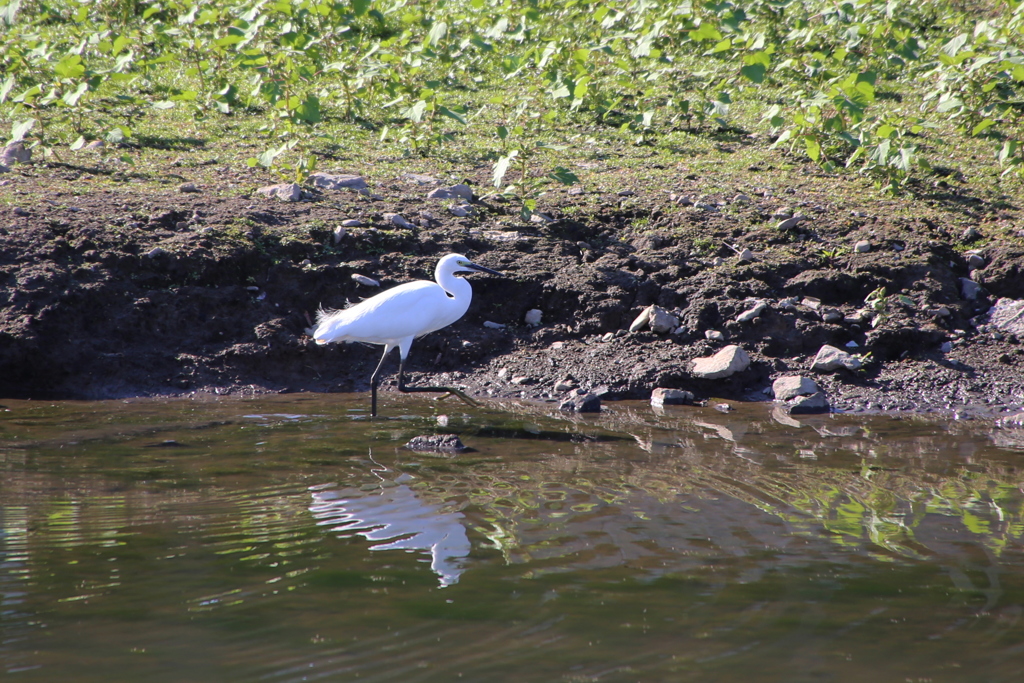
top-left (436, 268), bottom-right (473, 300)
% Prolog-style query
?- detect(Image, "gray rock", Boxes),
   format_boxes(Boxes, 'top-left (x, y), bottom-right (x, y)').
top-left (714, 403), bottom-right (733, 413)
top-left (404, 434), bottom-right (469, 453)
top-left (554, 379), bottom-right (576, 392)
top-left (629, 304), bottom-right (678, 333)
top-left (449, 205), bottom-right (473, 217)
top-left (511, 375), bottom-right (532, 385)
top-left (967, 253), bottom-right (985, 270)
top-left (0, 162), bottom-right (9, 173)
top-left (384, 213), bottom-right (414, 229)
top-left (988, 298), bottom-right (1024, 337)
top-left (601, 332), bottom-right (616, 342)
top-left (256, 182), bottom-right (302, 201)
top-left (178, 182), bottom-right (199, 193)
top-left (733, 193), bottom-right (751, 204)
top-left (146, 247), bottom-right (167, 258)
top-left (821, 308), bottom-right (843, 323)
top-left (960, 277), bottom-right (984, 300)
top-left (1, 142), bottom-right (31, 165)
top-left (83, 140), bottom-right (105, 150)
top-left (691, 345), bottom-right (751, 379)
top-left (787, 392), bottom-right (830, 415)
top-left (333, 227), bottom-right (347, 244)
top-left (351, 273), bottom-right (379, 287)
top-left (962, 227), bottom-right (981, 242)
top-left (940, 341), bottom-right (953, 353)
top-left (560, 392), bottom-right (601, 413)
top-left (854, 240), bottom-right (871, 253)
top-left (427, 183), bottom-right (473, 200)
top-left (736, 301), bottom-right (767, 322)
top-left (773, 376), bottom-right (820, 401)
top-left (529, 212), bottom-right (554, 224)
top-left (650, 388), bottom-right (694, 407)
top-left (402, 173), bottom-right (437, 185)
top-left (777, 215), bottom-right (805, 230)
top-left (629, 306), bottom-right (653, 332)
top-left (340, 219), bottom-right (364, 227)
top-left (524, 309), bottom-right (542, 326)
top-left (811, 344), bottom-right (862, 372)
top-left (308, 172), bottom-right (368, 191)
top-left (801, 297), bottom-right (822, 310)
top-left (705, 330), bottom-right (725, 341)
top-left (12, 206), bottom-right (28, 216)
top-left (738, 248), bottom-right (755, 262)
top-left (483, 321), bottom-right (506, 330)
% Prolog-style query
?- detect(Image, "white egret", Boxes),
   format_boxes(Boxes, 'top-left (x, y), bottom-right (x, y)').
top-left (312, 253), bottom-right (502, 416)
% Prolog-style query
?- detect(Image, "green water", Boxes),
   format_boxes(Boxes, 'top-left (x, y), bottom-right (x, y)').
top-left (1, 395), bottom-right (1023, 682)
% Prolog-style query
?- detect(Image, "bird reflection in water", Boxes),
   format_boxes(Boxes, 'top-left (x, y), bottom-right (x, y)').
top-left (308, 467), bottom-right (471, 587)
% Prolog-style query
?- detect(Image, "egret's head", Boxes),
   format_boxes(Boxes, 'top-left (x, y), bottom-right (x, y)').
top-left (441, 253), bottom-right (502, 277)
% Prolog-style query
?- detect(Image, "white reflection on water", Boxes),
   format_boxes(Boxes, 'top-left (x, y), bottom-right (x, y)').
top-left (309, 478), bottom-right (471, 588)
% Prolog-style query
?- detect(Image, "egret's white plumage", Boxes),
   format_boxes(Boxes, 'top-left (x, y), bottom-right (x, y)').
top-left (312, 253), bottom-right (501, 416)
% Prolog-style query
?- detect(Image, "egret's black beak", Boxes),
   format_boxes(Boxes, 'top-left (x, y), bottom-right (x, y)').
top-left (462, 262), bottom-right (503, 277)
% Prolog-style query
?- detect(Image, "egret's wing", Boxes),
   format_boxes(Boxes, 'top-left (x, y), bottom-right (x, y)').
top-left (314, 281), bottom-right (452, 344)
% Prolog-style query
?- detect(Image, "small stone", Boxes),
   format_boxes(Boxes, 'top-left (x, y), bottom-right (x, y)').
top-left (850, 210), bottom-right (869, 218)
top-left (560, 392), bottom-right (601, 413)
top-left (384, 213), bottom-right (414, 229)
top-left (178, 182), bottom-right (199, 193)
top-left (967, 253), bottom-right (986, 270)
top-left (449, 205), bottom-right (472, 218)
top-left (711, 257), bottom-right (726, 267)
top-left (246, 286), bottom-right (260, 292)
top-left (787, 392), bottom-right (830, 415)
top-left (146, 247), bottom-right (167, 258)
top-left (483, 321), bottom-right (506, 330)
top-left (845, 341), bottom-right (859, 349)
top-left (940, 341), bottom-right (953, 353)
top-left (601, 332), bottom-right (616, 342)
top-left (554, 379), bottom-right (576, 392)
top-left (738, 248), bottom-right (755, 262)
top-left (617, 189), bottom-right (635, 196)
top-left (257, 182), bottom-right (302, 201)
top-left (568, 187), bottom-right (585, 196)
top-left (650, 307), bottom-right (679, 333)
top-left (333, 227), bottom-right (347, 244)
top-left (524, 309), bottom-right (542, 326)
top-left (801, 297), bottom-right (822, 311)
top-left (705, 330), bottom-right (724, 341)
top-left (691, 345), bottom-right (751, 379)
top-left (402, 173), bottom-right (437, 185)
top-left (811, 345), bottom-right (862, 372)
top-left (308, 172), bottom-right (368, 191)
top-left (854, 240), bottom-right (871, 253)
top-left (351, 273), bottom-right (379, 287)
top-left (629, 306), bottom-right (653, 332)
top-left (497, 368), bottom-right (509, 379)
top-left (714, 403), bottom-right (733, 413)
top-left (340, 219), bottom-right (364, 227)
top-left (961, 227), bottom-right (981, 242)
top-left (736, 301), bottom-right (767, 323)
top-left (989, 298), bottom-right (1024, 337)
top-left (935, 306), bottom-right (951, 318)
top-left (733, 193), bottom-right (751, 204)
top-left (427, 183), bottom-right (474, 200)
top-left (1, 142), bottom-right (31, 165)
top-left (821, 308), bottom-right (843, 324)
top-left (12, 207), bottom-right (29, 217)
top-left (175, 221), bottom-right (189, 230)
top-left (511, 376), bottom-right (532, 385)
top-left (404, 434), bottom-right (468, 453)
top-left (772, 376), bottom-right (819, 401)
top-left (777, 215), bottom-right (805, 230)
top-left (650, 388), bottom-right (694, 407)
top-left (529, 213), bottom-right (554, 224)
top-left (960, 277), bottom-right (984, 301)
top-left (300, 259), bottom-right (312, 267)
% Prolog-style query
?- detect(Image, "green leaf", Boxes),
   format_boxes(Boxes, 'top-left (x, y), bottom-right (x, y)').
top-left (493, 150), bottom-right (518, 187)
top-left (70, 136), bottom-right (86, 151)
top-left (427, 21), bottom-right (448, 46)
top-left (876, 123), bottom-right (896, 139)
top-left (690, 23), bottom-right (722, 42)
top-left (401, 100), bottom-right (427, 123)
top-left (0, 75), bottom-right (14, 104)
top-left (152, 100), bottom-right (176, 109)
top-left (971, 119), bottom-right (995, 136)
top-left (351, 0), bottom-right (370, 16)
top-left (437, 105), bottom-right (467, 124)
top-left (805, 137), bottom-right (821, 162)
top-left (62, 82), bottom-right (88, 106)
top-left (295, 94), bottom-right (321, 123)
top-left (740, 63), bottom-right (765, 83)
top-left (548, 167), bottom-right (579, 185)
top-left (10, 118), bottom-right (34, 142)
top-left (54, 55), bottom-right (86, 79)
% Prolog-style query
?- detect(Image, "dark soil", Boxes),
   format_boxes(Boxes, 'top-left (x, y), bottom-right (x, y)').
top-left (2, 163), bottom-right (1023, 417)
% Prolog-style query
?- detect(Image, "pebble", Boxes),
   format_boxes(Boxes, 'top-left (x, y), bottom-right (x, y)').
top-left (12, 207), bottom-right (28, 216)
top-left (554, 379), bottom-right (576, 392)
top-left (497, 368), bottom-right (509, 379)
top-left (404, 434), bottom-right (468, 453)
top-left (483, 321), bottom-right (506, 330)
top-left (738, 248), bottom-right (755, 262)
top-left (449, 205), bottom-right (473, 218)
top-left (961, 227), bottom-right (981, 242)
top-left (617, 190), bottom-right (635, 196)
top-left (601, 332), bottom-right (616, 342)
top-left (340, 219), bottom-right (364, 227)
top-left (787, 392), bottom-right (830, 415)
top-left (736, 301), bottom-right (767, 323)
top-left (351, 273), bottom-right (379, 287)
top-left (427, 183), bottom-right (474, 200)
top-left (650, 388), bottom-right (694, 407)
top-left (308, 172), bottom-right (368, 191)
top-left (524, 309), bottom-right (542, 326)
top-left (178, 182), bottom-right (199, 193)
top-left (705, 330), bottom-right (724, 341)
top-left (811, 344), bottom-right (862, 372)
top-left (146, 247), bottom-right (166, 258)
top-left (1, 142), bottom-right (31, 165)
top-left (511, 376), bottom-right (532, 385)
top-left (772, 376), bottom-right (819, 401)
top-left (333, 227), bottom-right (347, 244)
top-left (256, 182), bottom-right (302, 201)
top-left (821, 308), bottom-right (843, 324)
top-left (560, 392), bottom-right (601, 413)
top-left (384, 213), bottom-right (414, 229)
top-left (801, 297), bottom-right (822, 311)
top-left (854, 240), bottom-right (871, 253)
top-left (402, 173), bottom-right (437, 185)
top-left (691, 345), bottom-right (751, 379)
top-left (629, 304), bottom-right (678, 334)
top-left (777, 215), bottom-right (805, 230)
top-left (711, 257), bottom-right (726, 267)
top-left (529, 213), bottom-right (554, 223)
top-left (845, 340), bottom-right (859, 348)
top-left (733, 194), bottom-right (751, 204)
top-left (960, 277), bottom-right (984, 301)
top-left (714, 403), bottom-right (733, 413)
top-left (967, 253), bottom-right (985, 270)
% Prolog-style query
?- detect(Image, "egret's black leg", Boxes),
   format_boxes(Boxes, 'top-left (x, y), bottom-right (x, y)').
top-left (369, 346), bottom-right (394, 417)
top-left (396, 356), bottom-right (479, 408)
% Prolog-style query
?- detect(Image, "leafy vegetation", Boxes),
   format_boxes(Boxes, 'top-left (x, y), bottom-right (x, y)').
top-left (2, 0), bottom-right (1023, 198)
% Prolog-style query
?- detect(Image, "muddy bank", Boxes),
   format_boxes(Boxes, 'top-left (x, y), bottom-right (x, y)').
top-left (1, 164), bottom-right (1023, 417)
